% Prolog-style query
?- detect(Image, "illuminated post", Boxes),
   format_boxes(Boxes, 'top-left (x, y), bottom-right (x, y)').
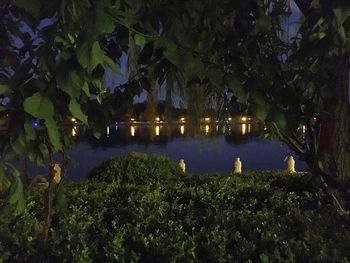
top-left (286, 156), bottom-right (296, 173)
top-left (178, 159), bottom-right (186, 173)
top-left (233, 158), bottom-right (242, 174)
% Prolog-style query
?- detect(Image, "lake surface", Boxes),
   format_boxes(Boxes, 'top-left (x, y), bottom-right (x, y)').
top-left (66, 122), bottom-right (307, 180)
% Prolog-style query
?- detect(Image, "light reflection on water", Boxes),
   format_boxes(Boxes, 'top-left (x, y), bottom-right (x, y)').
top-left (64, 122), bottom-right (307, 180)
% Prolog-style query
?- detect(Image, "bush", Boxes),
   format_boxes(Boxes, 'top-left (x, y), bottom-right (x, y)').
top-left (87, 152), bottom-right (184, 184)
top-left (1, 154), bottom-right (350, 262)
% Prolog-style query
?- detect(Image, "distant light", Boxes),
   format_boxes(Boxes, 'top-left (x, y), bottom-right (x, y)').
top-left (302, 125), bottom-right (306, 134)
top-left (155, 117), bottom-right (160, 122)
top-left (264, 127), bottom-right (267, 131)
top-left (71, 117), bottom-right (76, 123)
top-left (311, 117), bottom-right (317, 125)
top-left (180, 117), bottom-right (185, 122)
top-left (32, 121), bottom-right (39, 127)
top-left (241, 123), bottom-right (247, 135)
top-left (106, 126), bottom-right (110, 137)
top-left (180, 125), bottom-right (185, 135)
top-left (155, 125), bottom-right (160, 136)
top-left (205, 124), bottom-right (210, 135)
top-left (228, 117), bottom-right (232, 121)
top-left (241, 116), bottom-right (247, 122)
top-left (205, 117), bottom-right (210, 122)
top-left (130, 118), bottom-right (135, 122)
top-left (72, 126), bottom-right (78, 137)
top-left (131, 126), bottom-right (135, 137)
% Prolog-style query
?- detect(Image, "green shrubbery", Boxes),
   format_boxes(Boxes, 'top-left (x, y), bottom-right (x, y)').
top-left (87, 152), bottom-right (185, 183)
top-left (1, 153), bottom-right (350, 262)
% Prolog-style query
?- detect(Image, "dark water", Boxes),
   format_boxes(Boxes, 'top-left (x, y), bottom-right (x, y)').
top-left (65, 122), bottom-right (307, 180)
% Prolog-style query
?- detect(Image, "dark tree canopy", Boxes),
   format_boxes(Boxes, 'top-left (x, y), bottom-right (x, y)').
top-left (0, 0), bottom-right (350, 217)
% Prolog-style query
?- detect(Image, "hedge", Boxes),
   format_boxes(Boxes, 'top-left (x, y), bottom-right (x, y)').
top-left (0, 153), bottom-right (349, 262)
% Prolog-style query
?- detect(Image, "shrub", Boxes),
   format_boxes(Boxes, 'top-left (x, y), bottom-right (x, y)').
top-left (87, 152), bottom-right (184, 184)
top-left (1, 154), bottom-right (350, 262)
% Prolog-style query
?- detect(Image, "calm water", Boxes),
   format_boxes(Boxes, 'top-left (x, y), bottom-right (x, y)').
top-left (65, 122), bottom-right (307, 180)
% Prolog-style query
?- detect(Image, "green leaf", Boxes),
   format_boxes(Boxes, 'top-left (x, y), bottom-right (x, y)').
top-left (45, 117), bottom-right (62, 151)
top-left (11, 0), bottom-right (40, 18)
top-left (57, 71), bottom-right (83, 99)
top-left (81, 81), bottom-right (90, 96)
top-left (77, 41), bottom-right (112, 73)
top-left (134, 34), bottom-right (146, 46)
top-left (252, 92), bottom-right (270, 121)
top-left (23, 92), bottom-right (54, 119)
top-left (272, 111), bottom-right (287, 130)
top-left (184, 56), bottom-right (205, 80)
top-left (104, 57), bottom-right (119, 73)
top-left (4, 163), bottom-right (25, 215)
top-left (24, 122), bottom-right (36, 141)
top-left (91, 41), bottom-right (106, 71)
top-left (11, 132), bottom-right (26, 155)
top-left (96, 8), bottom-right (115, 33)
top-left (226, 76), bottom-right (247, 103)
top-left (310, 0), bottom-right (320, 8)
top-left (92, 128), bottom-right (102, 139)
top-left (334, 8), bottom-right (349, 25)
top-left (162, 39), bottom-right (180, 65)
top-left (69, 99), bottom-right (88, 124)
top-left (0, 84), bottom-right (11, 95)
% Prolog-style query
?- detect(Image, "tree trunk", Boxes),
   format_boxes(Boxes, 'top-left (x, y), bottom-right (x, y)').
top-left (145, 78), bottom-right (157, 122)
top-left (164, 75), bottom-right (173, 121)
top-left (318, 56), bottom-right (350, 183)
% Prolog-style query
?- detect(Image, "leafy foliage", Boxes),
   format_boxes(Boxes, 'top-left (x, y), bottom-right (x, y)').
top-left (1, 154), bottom-right (350, 261)
top-left (1, 0), bottom-right (350, 243)
top-left (88, 152), bottom-right (184, 183)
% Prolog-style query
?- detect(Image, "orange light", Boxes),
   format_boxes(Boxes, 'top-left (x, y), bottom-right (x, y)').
top-left (241, 123), bottom-right (247, 135)
top-left (72, 126), bottom-right (78, 137)
top-left (180, 125), bottom-right (185, 135)
top-left (131, 126), bottom-right (135, 136)
top-left (205, 125), bottom-right (210, 135)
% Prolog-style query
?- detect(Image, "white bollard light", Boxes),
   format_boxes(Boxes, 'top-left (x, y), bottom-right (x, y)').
top-left (233, 157), bottom-right (242, 174)
top-left (286, 156), bottom-right (296, 173)
top-left (178, 159), bottom-right (186, 173)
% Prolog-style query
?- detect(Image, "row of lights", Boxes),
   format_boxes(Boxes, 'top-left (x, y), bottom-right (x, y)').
top-left (68, 117), bottom-right (254, 138)
top-left (128, 116), bottom-right (251, 123)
